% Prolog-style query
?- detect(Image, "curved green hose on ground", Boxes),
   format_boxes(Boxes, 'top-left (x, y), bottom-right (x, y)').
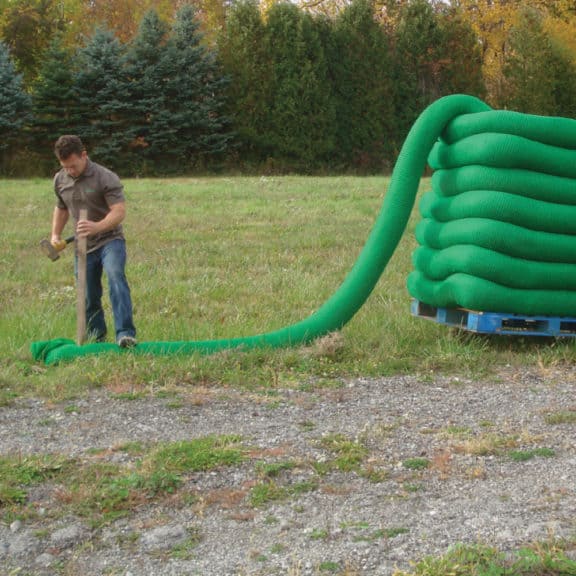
top-left (31, 94), bottom-right (576, 364)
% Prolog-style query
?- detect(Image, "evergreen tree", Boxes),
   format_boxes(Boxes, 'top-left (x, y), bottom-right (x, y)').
top-left (391, 0), bottom-right (444, 143)
top-left (72, 27), bottom-right (130, 169)
top-left (264, 2), bottom-right (336, 170)
top-left (123, 9), bottom-right (170, 173)
top-left (218, 0), bottom-right (270, 164)
top-left (332, 0), bottom-right (395, 171)
top-left (30, 35), bottom-right (77, 153)
top-left (154, 4), bottom-right (231, 170)
top-left (0, 41), bottom-right (31, 165)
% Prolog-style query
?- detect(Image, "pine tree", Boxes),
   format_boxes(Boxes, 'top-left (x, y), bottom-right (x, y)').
top-left (391, 0), bottom-right (444, 143)
top-left (332, 0), bottom-right (395, 171)
top-left (123, 9), bottom-right (170, 173)
top-left (264, 2), bottom-right (336, 170)
top-left (30, 35), bottom-right (77, 153)
top-left (0, 41), bottom-right (31, 166)
top-left (72, 27), bottom-right (130, 169)
top-left (154, 4), bottom-right (231, 170)
top-left (218, 0), bottom-right (270, 164)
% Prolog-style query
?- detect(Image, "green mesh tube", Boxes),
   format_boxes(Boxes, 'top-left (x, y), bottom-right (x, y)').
top-left (429, 133), bottom-right (576, 179)
top-left (413, 246), bottom-right (576, 290)
top-left (31, 93), bottom-right (576, 364)
top-left (419, 190), bottom-right (576, 234)
top-left (408, 271), bottom-right (576, 316)
top-left (432, 167), bottom-right (576, 205)
top-left (442, 110), bottom-right (576, 148)
top-left (415, 218), bottom-right (576, 263)
top-left (411, 104), bottom-right (576, 315)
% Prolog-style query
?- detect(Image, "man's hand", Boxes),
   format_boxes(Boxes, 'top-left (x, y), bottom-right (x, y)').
top-left (76, 218), bottom-right (100, 238)
top-left (76, 203), bottom-right (125, 238)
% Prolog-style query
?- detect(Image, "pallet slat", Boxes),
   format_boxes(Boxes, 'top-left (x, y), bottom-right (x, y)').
top-left (410, 300), bottom-right (576, 337)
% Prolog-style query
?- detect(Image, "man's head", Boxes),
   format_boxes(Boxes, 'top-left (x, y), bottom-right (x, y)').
top-left (54, 135), bottom-right (88, 178)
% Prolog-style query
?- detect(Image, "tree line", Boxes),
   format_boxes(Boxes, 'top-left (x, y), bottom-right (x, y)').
top-left (1, 0), bottom-right (576, 176)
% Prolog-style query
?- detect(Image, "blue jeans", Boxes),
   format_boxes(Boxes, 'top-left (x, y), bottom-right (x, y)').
top-left (78, 239), bottom-right (136, 343)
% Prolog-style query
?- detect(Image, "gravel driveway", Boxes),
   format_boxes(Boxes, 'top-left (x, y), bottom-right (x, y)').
top-left (1, 368), bottom-right (575, 575)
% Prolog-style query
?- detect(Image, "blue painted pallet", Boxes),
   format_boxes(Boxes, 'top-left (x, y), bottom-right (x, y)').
top-left (410, 299), bottom-right (576, 337)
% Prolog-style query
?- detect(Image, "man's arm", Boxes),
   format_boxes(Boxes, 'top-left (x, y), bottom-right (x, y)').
top-left (51, 206), bottom-right (69, 244)
top-left (76, 202), bottom-right (126, 239)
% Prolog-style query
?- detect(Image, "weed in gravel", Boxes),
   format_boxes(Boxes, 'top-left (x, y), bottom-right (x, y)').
top-left (166, 399), bottom-right (184, 409)
top-left (360, 465), bottom-right (389, 483)
top-left (319, 433), bottom-right (369, 472)
top-left (298, 419), bottom-right (317, 431)
top-left (544, 410), bottom-right (576, 425)
top-left (250, 480), bottom-right (288, 507)
top-left (115, 441), bottom-right (147, 456)
top-left (148, 434), bottom-right (244, 473)
top-left (0, 454), bottom-right (68, 506)
top-left (453, 432), bottom-right (522, 456)
top-left (392, 542), bottom-right (576, 576)
top-left (255, 460), bottom-right (296, 478)
top-left (63, 404), bottom-right (80, 414)
top-left (59, 462), bottom-right (181, 525)
top-left (341, 521), bottom-right (409, 542)
top-left (438, 425), bottom-right (473, 439)
top-left (249, 479), bottom-right (317, 508)
top-left (291, 480), bottom-right (318, 495)
top-left (318, 561), bottom-right (341, 572)
top-left (310, 528), bottom-right (330, 540)
top-left (2, 435), bottom-right (246, 526)
top-left (358, 421), bottom-right (398, 446)
top-left (403, 482), bottom-right (424, 493)
top-left (170, 533), bottom-right (201, 560)
top-left (508, 447), bottom-right (556, 462)
top-left (402, 458), bottom-right (430, 471)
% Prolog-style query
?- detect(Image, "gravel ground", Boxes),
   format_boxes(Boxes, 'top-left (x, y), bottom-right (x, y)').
top-left (0, 368), bottom-right (575, 575)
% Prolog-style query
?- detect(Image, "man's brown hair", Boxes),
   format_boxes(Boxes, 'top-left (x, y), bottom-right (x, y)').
top-left (54, 135), bottom-right (86, 160)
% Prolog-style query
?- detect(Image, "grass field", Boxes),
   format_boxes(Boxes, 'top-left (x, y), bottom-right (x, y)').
top-left (2, 175), bottom-right (576, 402)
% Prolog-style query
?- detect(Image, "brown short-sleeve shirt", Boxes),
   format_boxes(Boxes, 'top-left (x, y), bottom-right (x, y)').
top-left (54, 159), bottom-right (126, 253)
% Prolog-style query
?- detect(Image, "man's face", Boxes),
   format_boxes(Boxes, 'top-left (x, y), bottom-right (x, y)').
top-left (59, 151), bottom-right (88, 179)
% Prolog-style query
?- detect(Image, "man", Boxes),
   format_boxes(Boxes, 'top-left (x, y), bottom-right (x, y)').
top-left (51, 135), bottom-right (137, 347)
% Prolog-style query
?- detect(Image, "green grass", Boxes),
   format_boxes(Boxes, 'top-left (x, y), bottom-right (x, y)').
top-left (0, 454), bottom-right (69, 506)
top-left (508, 447), bottom-right (556, 462)
top-left (544, 410), bottom-right (576, 425)
top-left (2, 176), bottom-right (576, 401)
top-left (249, 478), bottom-right (318, 508)
top-left (402, 458), bottom-right (430, 471)
top-left (148, 434), bottom-right (244, 473)
top-left (319, 433), bottom-right (369, 472)
top-left (392, 542), bottom-right (576, 576)
top-left (1, 434), bottom-right (245, 525)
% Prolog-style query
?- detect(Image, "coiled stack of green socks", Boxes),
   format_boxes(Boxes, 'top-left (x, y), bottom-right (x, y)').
top-left (408, 110), bottom-right (576, 316)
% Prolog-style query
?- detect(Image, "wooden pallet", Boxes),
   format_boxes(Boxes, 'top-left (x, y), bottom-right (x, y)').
top-left (410, 299), bottom-right (576, 337)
